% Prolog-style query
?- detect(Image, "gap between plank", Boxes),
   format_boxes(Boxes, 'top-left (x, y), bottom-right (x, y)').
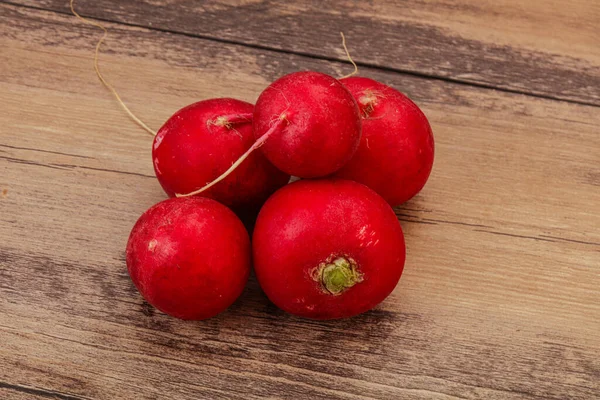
top-left (0, 381), bottom-right (90, 400)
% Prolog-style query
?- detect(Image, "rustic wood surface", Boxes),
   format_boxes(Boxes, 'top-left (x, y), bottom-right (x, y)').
top-left (7, 0), bottom-right (600, 106)
top-left (1, 1), bottom-right (599, 399)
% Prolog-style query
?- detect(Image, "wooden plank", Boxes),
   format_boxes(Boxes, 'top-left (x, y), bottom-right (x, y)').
top-left (1, 4), bottom-right (599, 399)
top-left (6, 0), bottom-right (600, 106)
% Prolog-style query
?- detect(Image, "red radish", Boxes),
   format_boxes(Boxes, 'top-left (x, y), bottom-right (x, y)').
top-left (152, 98), bottom-right (289, 209)
top-left (253, 179), bottom-right (405, 320)
top-left (252, 71), bottom-right (362, 178)
top-left (126, 197), bottom-right (250, 320)
top-left (334, 77), bottom-right (434, 206)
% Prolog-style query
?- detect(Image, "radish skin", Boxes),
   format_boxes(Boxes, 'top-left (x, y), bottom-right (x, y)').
top-left (253, 71), bottom-right (362, 178)
top-left (335, 77), bottom-right (434, 206)
top-left (126, 197), bottom-right (251, 320)
top-left (152, 98), bottom-right (289, 209)
top-left (252, 179), bottom-right (405, 320)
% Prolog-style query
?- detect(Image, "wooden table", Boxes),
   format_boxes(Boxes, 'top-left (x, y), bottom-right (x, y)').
top-left (1, 1), bottom-right (599, 399)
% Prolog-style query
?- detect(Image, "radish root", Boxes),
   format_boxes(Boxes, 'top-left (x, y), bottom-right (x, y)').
top-left (177, 116), bottom-right (287, 198)
top-left (339, 32), bottom-right (358, 80)
top-left (207, 113), bottom-right (253, 129)
top-left (206, 112), bottom-right (253, 138)
top-left (70, 0), bottom-right (156, 136)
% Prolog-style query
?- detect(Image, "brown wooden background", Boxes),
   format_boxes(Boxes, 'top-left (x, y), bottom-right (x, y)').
top-left (1, 1), bottom-right (599, 399)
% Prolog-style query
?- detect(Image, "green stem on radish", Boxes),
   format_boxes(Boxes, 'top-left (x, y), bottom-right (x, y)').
top-left (317, 257), bottom-right (363, 295)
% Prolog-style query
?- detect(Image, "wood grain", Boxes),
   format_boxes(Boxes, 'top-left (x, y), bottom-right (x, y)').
top-left (6, 0), bottom-right (600, 106)
top-left (1, 3), bottom-right (599, 399)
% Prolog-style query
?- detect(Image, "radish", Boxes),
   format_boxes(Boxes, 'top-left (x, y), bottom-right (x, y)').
top-left (126, 196), bottom-right (250, 320)
top-left (252, 179), bottom-right (405, 320)
top-left (152, 98), bottom-right (290, 209)
top-left (334, 77), bottom-right (434, 206)
top-left (252, 71), bottom-right (362, 178)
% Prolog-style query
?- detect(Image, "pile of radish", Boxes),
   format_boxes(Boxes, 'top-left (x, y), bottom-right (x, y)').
top-left (126, 71), bottom-right (434, 321)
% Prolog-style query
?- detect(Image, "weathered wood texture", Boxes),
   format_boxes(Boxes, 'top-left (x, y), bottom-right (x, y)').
top-left (6, 0), bottom-right (600, 106)
top-left (1, 2), bottom-right (599, 400)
